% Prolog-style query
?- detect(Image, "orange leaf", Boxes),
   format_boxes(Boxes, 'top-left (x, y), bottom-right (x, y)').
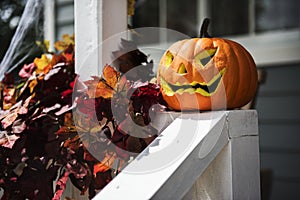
top-left (103, 65), bottom-right (119, 89)
top-left (94, 81), bottom-right (114, 99)
top-left (28, 79), bottom-right (38, 93)
top-left (34, 54), bottom-right (51, 74)
top-left (93, 152), bottom-right (116, 174)
top-left (93, 65), bottom-right (120, 99)
top-left (63, 135), bottom-right (81, 150)
top-left (56, 126), bottom-right (77, 135)
top-left (55, 34), bottom-right (75, 51)
top-left (84, 65), bottom-right (121, 99)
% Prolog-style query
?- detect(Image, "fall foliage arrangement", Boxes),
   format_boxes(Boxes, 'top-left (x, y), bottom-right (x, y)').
top-left (0, 35), bottom-right (166, 199)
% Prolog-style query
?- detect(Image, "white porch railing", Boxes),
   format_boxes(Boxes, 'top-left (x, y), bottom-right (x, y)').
top-left (95, 110), bottom-right (260, 200)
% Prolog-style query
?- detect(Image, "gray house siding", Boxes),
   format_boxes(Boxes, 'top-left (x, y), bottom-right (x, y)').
top-left (257, 63), bottom-right (300, 200)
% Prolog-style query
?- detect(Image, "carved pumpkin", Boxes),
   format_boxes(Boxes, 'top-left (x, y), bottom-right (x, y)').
top-left (157, 18), bottom-right (258, 111)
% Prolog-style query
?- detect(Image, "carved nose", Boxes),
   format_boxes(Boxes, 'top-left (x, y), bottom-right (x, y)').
top-left (177, 63), bottom-right (187, 74)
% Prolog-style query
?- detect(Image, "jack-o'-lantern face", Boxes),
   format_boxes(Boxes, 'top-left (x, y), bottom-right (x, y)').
top-left (157, 23), bottom-right (258, 111)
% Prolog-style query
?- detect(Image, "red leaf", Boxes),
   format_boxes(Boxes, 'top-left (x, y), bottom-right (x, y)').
top-left (0, 133), bottom-right (19, 149)
top-left (53, 170), bottom-right (69, 200)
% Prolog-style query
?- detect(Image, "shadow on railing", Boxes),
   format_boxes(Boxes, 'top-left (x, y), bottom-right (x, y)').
top-left (95, 110), bottom-right (260, 200)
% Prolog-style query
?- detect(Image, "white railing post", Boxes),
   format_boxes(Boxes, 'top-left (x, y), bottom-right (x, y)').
top-left (74, 0), bottom-right (127, 80)
top-left (66, 1), bottom-right (127, 199)
top-left (183, 111), bottom-right (261, 200)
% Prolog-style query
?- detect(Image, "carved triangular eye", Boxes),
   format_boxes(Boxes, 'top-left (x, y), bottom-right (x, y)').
top-left (195, 48), bottom-right (217, 68)
top-left (165, 51), bottom-right (174, 67)
top-left (177, 63), bottom-right (187, 74)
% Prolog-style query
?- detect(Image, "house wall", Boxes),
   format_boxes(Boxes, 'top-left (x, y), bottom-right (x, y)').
top-left (257, 63), bottom-right (300, 200)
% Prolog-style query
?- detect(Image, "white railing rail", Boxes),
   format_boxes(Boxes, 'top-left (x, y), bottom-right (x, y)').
top-left (96, 110), bottom-right (260, 200)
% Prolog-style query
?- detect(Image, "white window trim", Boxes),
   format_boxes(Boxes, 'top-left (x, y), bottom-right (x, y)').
top-left (229, 29), bottom-right (300, 67)
top-left (44, 0), bottom-right (56, 51)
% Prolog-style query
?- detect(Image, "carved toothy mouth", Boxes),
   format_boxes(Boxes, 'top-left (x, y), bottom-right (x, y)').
top-left (160, 68), bottom-right (225, 97)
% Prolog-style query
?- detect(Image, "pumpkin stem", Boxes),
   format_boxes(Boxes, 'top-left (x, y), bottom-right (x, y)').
top-left (200, 18), bottom-right (212, 38)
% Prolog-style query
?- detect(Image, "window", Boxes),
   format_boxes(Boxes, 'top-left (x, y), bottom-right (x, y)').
top-left (166, 0), bottom-right (198, 38)
top-left (255, 0), bottom-right (300, 32)
top-left (209, 0), bottom-right (249, 36)
top-left (208, 0), bottom-right (300, 36)
top-left (44, 0), bottom-right (74, 51)
top-left (55, 0), bottom-right (74, 40)
top-left (131, 0), bottom-right (198, 44)
top-left (130, 0), bottom-right (300, 66)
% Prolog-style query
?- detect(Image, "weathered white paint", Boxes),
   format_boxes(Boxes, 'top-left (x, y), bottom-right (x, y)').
top-left (96, 110), bottom-right (260, 200)
top-left (44, 0), bottom-right (55, 51)
top-left (74, 0), bottom-right (127, 81)
top-left (74, 0), bottom-right (100, 80)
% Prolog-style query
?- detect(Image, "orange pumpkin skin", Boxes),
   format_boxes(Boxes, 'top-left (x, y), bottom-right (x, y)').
top-left (157, 37), bottom-right (258, 111)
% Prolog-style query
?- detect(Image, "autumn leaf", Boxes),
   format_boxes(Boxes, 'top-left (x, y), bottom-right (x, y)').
top-left (28, 78), bottom-right (38, 93)
top-left (85, 65), bottom-right (119, 99)
top-left (103, 65), bottom-right (119, 89)
top-left (49, 54), bottom-right (62, 69)
top-left (0, 132), bottom-right (19, 149)
top-left (63, 135), bottom-right (81, 150)
top-left (64, 112), bottom-right (74, 127)
top-left (64, 53), bottom-right (74, 63)
top-left (11, 119), bottom-right (26, 134)
top-left (34, 54), bottom-right (51, 74)
top-left (116, 75), bottom-right (130, 93)
top-left (111, 38), bottom-right (154, 81)
top-left (55, 34), bottom-right (75, 51)
top-left (53, 170), bottom-right (69, 200)
top-left (1, 110), bottom-right (18, 129)
top-left (94, 170), bottom-right (112, 190)
top-left (2, 87), bottom-right (16, 110)
top-left (44, 40), bottom-right (50, 51)
top-left (84, 77), bottom-right (114, 99)
top-left (18, 63), bottom-right (36, 78)
top-left (56, 125), bottom-right (78, 136)
top-left (95, 81), bottom-right (114, 99)
top-left (93, 152), bottom-right (116, 174)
